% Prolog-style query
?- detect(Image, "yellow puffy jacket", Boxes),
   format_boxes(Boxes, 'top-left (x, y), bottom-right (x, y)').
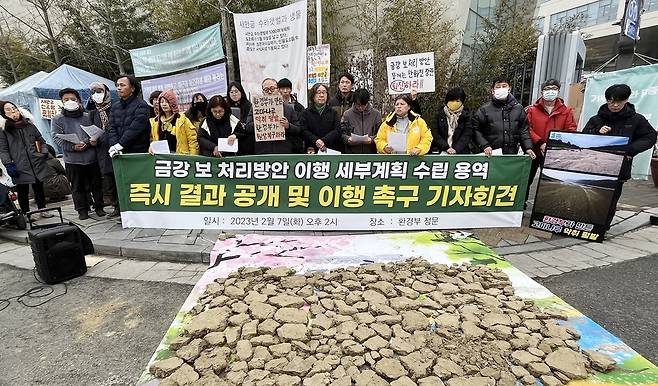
top-left (150, 114), bottom-right (200, 155)
top-left (375, 111), bottom-right (433, 155)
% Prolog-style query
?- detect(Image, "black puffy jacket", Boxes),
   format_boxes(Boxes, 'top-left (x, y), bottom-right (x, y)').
top-left (473, 96), bottom-right (532, 154)
top-left (583, 103), bottom-right (657, 180)
top-left (108, 95), bottom-right (151, 154)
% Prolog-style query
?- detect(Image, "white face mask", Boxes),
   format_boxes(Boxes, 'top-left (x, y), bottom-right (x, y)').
top-left (493, 87), bottom-right (510, 101)
top-left (92, 92), bottom-right (105, 104)
top-left (63, 100), bottom-right (80, 111)
top-left (542, 89), bottom-right (559, 101)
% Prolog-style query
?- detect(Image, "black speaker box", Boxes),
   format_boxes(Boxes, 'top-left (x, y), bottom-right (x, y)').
top-left (27, 208), bottom-right (88, 284)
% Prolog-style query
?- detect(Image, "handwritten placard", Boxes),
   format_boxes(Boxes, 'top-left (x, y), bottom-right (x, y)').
top-left (385, 52), bottom-right (435, 94)
top-left (252, 95), bottom-right (285, 142)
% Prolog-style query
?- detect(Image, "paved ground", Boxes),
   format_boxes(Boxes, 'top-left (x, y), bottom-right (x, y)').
top-left (0, 264), bottom-right (192, 386)
top-left (539, 255), bottom-right (658, 364)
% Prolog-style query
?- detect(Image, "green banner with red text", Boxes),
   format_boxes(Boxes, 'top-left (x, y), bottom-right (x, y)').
top-left (113, 154), bottom-right (530, 230)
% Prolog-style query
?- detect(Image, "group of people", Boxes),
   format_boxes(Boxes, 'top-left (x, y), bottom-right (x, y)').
top-left (0, 70), bottom-right (655, 229)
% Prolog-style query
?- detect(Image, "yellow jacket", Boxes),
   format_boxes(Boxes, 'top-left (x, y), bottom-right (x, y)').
top-left (375, 111), bottom-right (433, 155)
top-left (150, 114), bottom-right (200, 155)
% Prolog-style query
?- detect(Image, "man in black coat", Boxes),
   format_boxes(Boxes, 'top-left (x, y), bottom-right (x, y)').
top-left (473, 76), bottom-right (536, 159)
top-left (244, 78), bottom-right (302, 155)
top-left (583, 84), bottom-right (657, 229)
top-left (108, 75), bottom-right (150, 157)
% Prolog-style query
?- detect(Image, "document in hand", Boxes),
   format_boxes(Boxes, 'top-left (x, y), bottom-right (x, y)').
top-left (477, 148), bottom-right (503, 156)
top-left (55, 133), bottom-right (82, 144)
top-left (150, 140), bottom-right (170, 154)
top-left (388, 132), bottom-right (407, 153)
top-left (218, 138), bottom-right (239, 152)
top-left (350, 133), bottom-right (370, 143)
top-left (318, 148), bottom-right (341, 155)
top-left (81, 125), bottom-right (104, 141)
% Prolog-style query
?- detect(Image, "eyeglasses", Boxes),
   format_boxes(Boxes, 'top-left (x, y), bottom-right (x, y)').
top-left (262, 87), bottom-right (278, 93)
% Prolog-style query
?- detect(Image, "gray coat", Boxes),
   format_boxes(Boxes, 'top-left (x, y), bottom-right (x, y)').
top-left (340, 105), bottom-right (382, 154)
top-left (0, 120), bottom-right (50, 185)
top-left (51, 111), bottom-right (98, 165)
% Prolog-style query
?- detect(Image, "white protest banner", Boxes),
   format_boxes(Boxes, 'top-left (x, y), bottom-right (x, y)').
top-left (385, 52), bottom-right (435, 94)
top-left (234, 0), bottom-right (308, 107)
top-left (252, 95), bottom-right (285, 142)
top-left (307, 44), bottom-right (330, 89)
top-left (39, 98), bottom-right (63, 120)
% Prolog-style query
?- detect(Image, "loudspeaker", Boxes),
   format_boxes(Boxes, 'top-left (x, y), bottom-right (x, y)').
top-left (27, 208), bottom-right (87, 284)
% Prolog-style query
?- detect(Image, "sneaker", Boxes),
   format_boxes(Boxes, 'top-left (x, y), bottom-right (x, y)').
top-left (95, 208), bottom-right (106, 217)
top-left (106, 207), bottom-right (120, 219)
top-left (39, 212), bottom-right (54, 219)
top-left (78, 211), bottom-right (89, 220)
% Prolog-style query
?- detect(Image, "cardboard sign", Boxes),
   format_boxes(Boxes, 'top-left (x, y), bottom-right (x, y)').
top-left (385, 52), bottom-right (435, 94)
top-left (252, 95), bottom-right (285, 142)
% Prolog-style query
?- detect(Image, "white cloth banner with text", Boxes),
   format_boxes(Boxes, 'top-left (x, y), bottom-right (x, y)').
top-left (234, 0), bottom-right (308, 107)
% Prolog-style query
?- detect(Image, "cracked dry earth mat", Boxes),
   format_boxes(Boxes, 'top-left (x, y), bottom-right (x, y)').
top-left (137, 232), bottom-right (658, 386)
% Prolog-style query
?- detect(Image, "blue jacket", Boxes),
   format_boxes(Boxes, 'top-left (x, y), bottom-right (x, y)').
top-left (108, 95), bottom-right (150, 153)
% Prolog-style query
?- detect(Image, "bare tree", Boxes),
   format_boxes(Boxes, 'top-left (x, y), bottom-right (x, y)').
top-left (0, 0), bottom-right (63, 65)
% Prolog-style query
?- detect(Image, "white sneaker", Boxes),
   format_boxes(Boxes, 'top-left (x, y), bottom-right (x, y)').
top-left (39, 212), bottom-right (54, 219)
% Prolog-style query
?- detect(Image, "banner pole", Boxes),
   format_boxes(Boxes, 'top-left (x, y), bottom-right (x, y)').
top-left (316, 0), bottom-right (322, 45)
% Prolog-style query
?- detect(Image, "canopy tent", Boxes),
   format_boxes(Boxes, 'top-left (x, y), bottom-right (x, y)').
top-left (0, 64), bottom-right (115, 147)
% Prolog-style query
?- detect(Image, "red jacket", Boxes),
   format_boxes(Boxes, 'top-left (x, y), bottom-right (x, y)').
top-left (527, 97), bottom-right (577, 145)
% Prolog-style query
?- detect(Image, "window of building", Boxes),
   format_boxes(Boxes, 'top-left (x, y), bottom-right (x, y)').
top-left (549, 0), bottom-right (620, 30)
top-left (646, 0), bottom-right (658, 12)
top-left (536, 16), bottom-right (545, 33)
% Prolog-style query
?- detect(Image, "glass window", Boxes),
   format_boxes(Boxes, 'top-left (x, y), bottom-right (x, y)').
top-left (549, 0), bottom-right (620, 30)
top-left (647, 0), bottom-right (658, 11)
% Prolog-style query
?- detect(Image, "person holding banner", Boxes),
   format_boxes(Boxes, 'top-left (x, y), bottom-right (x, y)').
top-left (328, 72), bottom-right (355, 118)
top-left (473, 76), bottom-right (535, 159)
top-left (301, 84), bottom-right (341, 154)
top-left (526, 79), bottom-right (577, 201)
top-left (51, 88), bottom-right (104, 220)
top-left (108, 75), bottom-right (151, 157)
top-left (583, 84), bottom-right (657, 229)
top-left (197, 96), bottom-right (242, 157)
top-left (227, 82), bottom-right (254, 155)
top-left (430, 87), bottom-right (472, 154)
top-left (185, 93), bottom-right (208, 129)
top-left (341, 88), bottom-right (381, 154)
top-left (244, 78), bottom-right (302, 155)
top-left (375, 95), bottom-right (433, 156)
top-left (149, 90), bottom-right (200, 155)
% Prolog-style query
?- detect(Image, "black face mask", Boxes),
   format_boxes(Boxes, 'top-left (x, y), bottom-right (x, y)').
top-left (194, 102), bottom-right (207, 111)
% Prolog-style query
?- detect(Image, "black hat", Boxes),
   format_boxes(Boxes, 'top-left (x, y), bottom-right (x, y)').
top-left (58, 88), bottom-right (81, 101)
top-left (277, 78), bottom-right (293, 88)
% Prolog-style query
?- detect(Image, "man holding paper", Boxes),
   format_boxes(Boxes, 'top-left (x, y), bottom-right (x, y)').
top-left (51, 88), bottom-right (104, 220)
top-left (341, 88), bottom-right (382, 154)
top-left (375, 95), bottom-right (433, 156)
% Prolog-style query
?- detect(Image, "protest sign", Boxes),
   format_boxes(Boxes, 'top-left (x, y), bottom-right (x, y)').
top-left (386, 52), bottom-right (435, 94)
top-left (113, 154), bottom-right (530, 230)
top-left (252, 95), bottom-right (285, 142)
top-left (307, 44), bottom-right (330, 89)
top-left (141, 63), bottom-right (227, 111)
top-left (234, 1), bottom-right (308, 106)
top-left (580, 63), bottom-right (658, 179)
top-left (38, 98), bottom-right (62, 120)
top-left (531, 131), bottom-right (629, 242)
top-left (129, 24), bottom-right (224, 77)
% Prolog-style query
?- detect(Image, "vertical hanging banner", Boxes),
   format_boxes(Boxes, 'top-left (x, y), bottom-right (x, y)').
top-left (234, 0), bottom-right (308, 106)
top-left (580, 63), bottom-right (658, 179)
top-left (307, 44), bottom-right (330, 89)
top-left (129, 24), bottom-right (225, 77)
top-left (386, 52), bottom-right (436, 94)
top-left (141, 63), bottom-right (228, 111)
top-left (252, 95), bottom-right (285, 142)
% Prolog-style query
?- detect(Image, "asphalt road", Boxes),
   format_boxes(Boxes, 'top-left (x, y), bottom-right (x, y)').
top-left (539, 254), bottom-right (658, 365)
top-left (0, 264), bottom-right (192, 386)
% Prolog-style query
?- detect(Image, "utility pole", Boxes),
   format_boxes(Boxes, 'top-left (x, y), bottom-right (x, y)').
top-left (219, 0), bottom-right (236, 81)
top-left (616, 0), bottom-right (643, 70)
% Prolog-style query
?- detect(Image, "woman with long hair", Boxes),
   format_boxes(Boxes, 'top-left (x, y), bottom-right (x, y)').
top-left (227, 82), bottom-right (254, 155)
top-left (197, 95), bottom-right (243, 157)
top-left (184, 93), bottom-right (208, 129)
top-left (149, 90), bottom-right (199, 154)
top-left (0, 101), bottom-right (53, 217)
top-left (375, 95), bottom-right (433, 156)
